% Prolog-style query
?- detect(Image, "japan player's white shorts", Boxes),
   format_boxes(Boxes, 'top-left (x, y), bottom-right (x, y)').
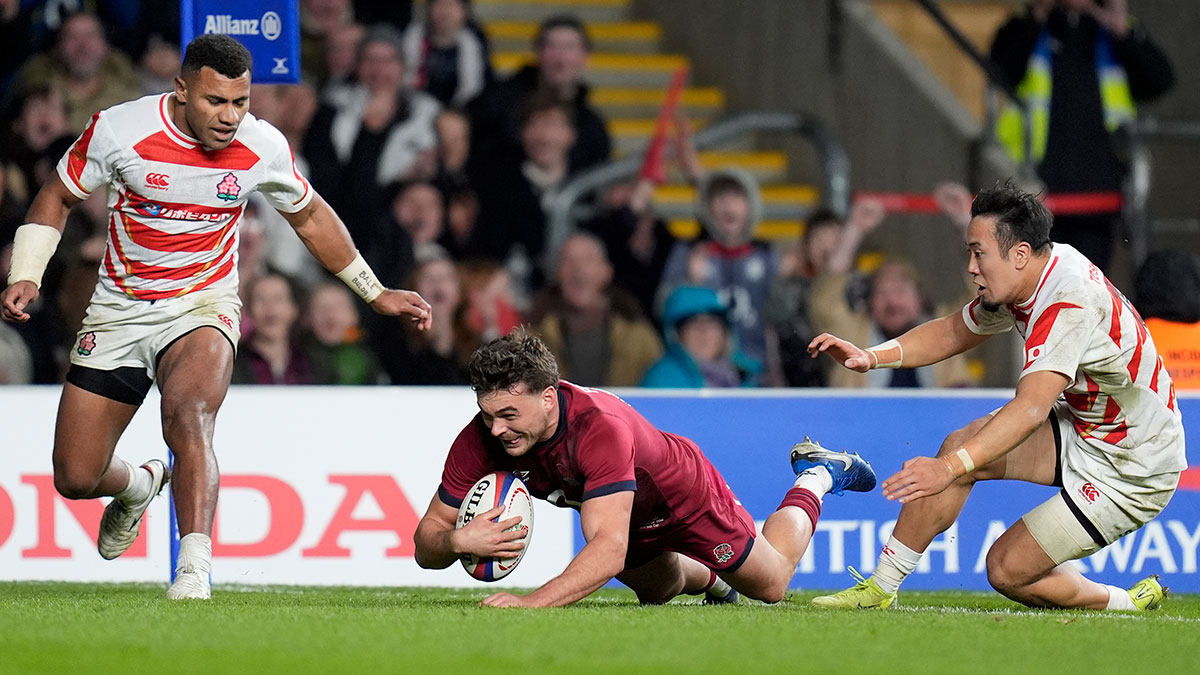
top-left (1023, 401), bottom-right (1181, 565)
top-left (68, 285), bottom-right (241, 396)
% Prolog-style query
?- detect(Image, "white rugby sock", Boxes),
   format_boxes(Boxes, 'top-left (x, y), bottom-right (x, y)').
top-left (793, 466), bottom-right (833, 499)
top-left (1105, 585), bottom-right (1137, 611)
top-left (177, 533), bottom-right (213, 574)
top-left (872, 537), bottom-right (922, 594)
top-left (113, 458), bottom-right (153, 504)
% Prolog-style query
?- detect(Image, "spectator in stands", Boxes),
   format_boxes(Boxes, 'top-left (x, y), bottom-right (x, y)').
top-left (808, 198), bottom-right (975, 388)
top-left (233, 273), bottom-right (320, 385)
top-left (530, 231), bottom-right (662, 387)
top-left (7, 84), bottom-right (74, 204)
top-left (440, 185), bottom-right (485, 260)
top-left (0, 243), bottom-right (33, 384)
top-left (390, 180), bottom-right (446, 262)
top-left (991, 0), bottom-right (1174, 272)
top-left (300, 0), bottom-right (353, 85)
top-left (657, 167), bottom-right (778, 367)
top-left (580, 177), bottom-right (675, 324)
top-left (458, 259), bottom-right (523, 343)
top-left (642, 285), bottom-right (760, 388)
top-left (136, 35), bottom-right (179, 97)
top-left (432, 107), bottom-right (473, 196)
top-left (320, 22), bottom-right (365, 99)
top-left (764, 207), bottom-right (846, 387)
top-left (470, 14), bottom-right (611, 177)
top-left (303, 280), bottom-right (386, 385)
top-left (1135, 249), bottom-right (1200, 389)
top-left (473, 96), bottom-right (576, 288)
top-left (14, 12), bottom-right (139, 133)
top-left (391, 252), bottom-right (476, 384)
top-left (402, 0), bottom-right (490, 107)
top-left (305, 25), bottom-right (441, 249)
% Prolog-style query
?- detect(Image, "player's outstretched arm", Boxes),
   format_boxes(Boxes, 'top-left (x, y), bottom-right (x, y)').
top-left (482, 491), bottom-right (633, 609)
top-left (280, 194), bottom-right (431, 330)
top-left (809, 311), bottom-right (986, 374)
top-left (881, 369), bottom-right (1070, 503)
top-left (413, 495), bottom-right (525, 569)
top-left (2, 175), bottom-right (82, 322)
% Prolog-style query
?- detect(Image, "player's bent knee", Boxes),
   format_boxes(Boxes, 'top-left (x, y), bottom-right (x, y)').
top-left (54, 468), bottom-right (100, 500)
top-left (984, 548), bottom-right (1031, 599)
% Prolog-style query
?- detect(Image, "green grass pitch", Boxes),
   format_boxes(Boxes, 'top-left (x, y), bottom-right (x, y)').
top-left (2, 582), bottom-right (1198, 674)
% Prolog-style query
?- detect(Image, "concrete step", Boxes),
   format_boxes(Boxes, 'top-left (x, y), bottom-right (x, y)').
top-left (653, 184), bottom-right (820, 222)
top-left (667, 218), bottom-right (810, 241)
top-left (590, 86), bottom-right (725, 119)
top-left (484, 20), bottom-right (661, 53)
top-left (610, 121), bottom-right (760, 156)
top-left (685, 151), bottom-right (789, 183)
top-left (473, 0), bottom-right (631, 23)
top-left (493, 52), bottom-right (688, 88)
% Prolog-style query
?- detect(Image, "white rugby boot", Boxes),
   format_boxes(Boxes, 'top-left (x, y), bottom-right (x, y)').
top-left (97, 459), bottom-right (169, 560)
top-left (167, 533), bottom-right (213, 600)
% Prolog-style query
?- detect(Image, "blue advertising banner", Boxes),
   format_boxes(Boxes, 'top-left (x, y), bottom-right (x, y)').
top-left (181, 0), bottom-right (300, 84)
top-left (581, 391), bottom-right (1199, 592)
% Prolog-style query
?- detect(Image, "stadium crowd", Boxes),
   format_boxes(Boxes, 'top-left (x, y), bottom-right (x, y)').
top-left (0, 0), bottom-right (1192, 391)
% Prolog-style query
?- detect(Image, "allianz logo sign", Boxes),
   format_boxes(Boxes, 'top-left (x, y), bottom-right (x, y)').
top-left (204, 11), bottom-right (283, 41)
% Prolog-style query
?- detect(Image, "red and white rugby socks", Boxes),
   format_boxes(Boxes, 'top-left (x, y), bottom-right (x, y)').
top-left (113, 458), bottom-right (153, 504)
top-left (872, 537), bottom-right (921, 594)
top-left (778, 467), bottom-right (830, 531)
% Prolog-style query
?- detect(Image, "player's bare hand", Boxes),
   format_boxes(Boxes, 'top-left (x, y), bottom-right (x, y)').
top-left (881, 456), bottom-right (956, 504)
top-left (807, 333), bottom-right (872, 372)
top-left (370, 289), bottom-right (432, 331)
top-left (1, 281), bottom-right (39, 323)
top-left (452, 506), bottom-right (526, 560)
top-left (481, 591), bottom-right (533, 608)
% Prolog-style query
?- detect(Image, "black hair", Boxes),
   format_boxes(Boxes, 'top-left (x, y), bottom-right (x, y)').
top-left (704, 174), bottom-right (749, 203)
top-left (469, 327), bottom-right (560, 395)
top-left (534, 14), bottom-right (592, 52)
top-left (803, 207), bottom-right (844, 241)
top-left (969, 180), bottom-right (1053, 258)
top-left (181, 34), bottom-right (252, 80)
top-left (1135, 250), bottom-right (1200, 323)
top-left (520, 93), bottom-right (576, 128)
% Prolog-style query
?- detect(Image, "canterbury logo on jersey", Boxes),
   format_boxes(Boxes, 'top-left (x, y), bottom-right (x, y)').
top-left (145, 173), bottom-right (170, 189)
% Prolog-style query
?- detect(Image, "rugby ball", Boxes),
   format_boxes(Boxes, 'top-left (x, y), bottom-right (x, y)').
top-left (456, 471), bottom-right (534, 582)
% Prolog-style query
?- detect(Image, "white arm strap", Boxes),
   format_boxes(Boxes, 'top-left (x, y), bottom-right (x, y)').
top-left (7, 224), bottom-right (62, 289)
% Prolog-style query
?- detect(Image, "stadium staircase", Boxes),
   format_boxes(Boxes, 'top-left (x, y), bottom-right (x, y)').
top-left (475, 0), bottom-right (819, 241)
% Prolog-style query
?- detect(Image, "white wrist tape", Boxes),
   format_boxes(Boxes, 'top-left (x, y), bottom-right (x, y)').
top-left (335, 252), bottom-right (384, 303)
top-left (955, 447), bottom-right (976, 474)
top-left (7, 224), bottom-right (62, 289)
top-left (866, 339), bottom-right (903, 369)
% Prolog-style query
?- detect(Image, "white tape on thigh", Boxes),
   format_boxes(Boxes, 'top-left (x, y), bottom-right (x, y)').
top-left (1022, 494), bottom-right (1102, 565)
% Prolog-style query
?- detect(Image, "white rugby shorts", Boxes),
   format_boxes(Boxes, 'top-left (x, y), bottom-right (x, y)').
top-left (69, 284), bottom-right (241, 381)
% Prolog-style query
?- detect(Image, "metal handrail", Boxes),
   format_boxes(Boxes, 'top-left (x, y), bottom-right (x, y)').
top-left (544, 109), bottom-right (850, 265)
top-left (911, 0), bottom-right (1033, 174)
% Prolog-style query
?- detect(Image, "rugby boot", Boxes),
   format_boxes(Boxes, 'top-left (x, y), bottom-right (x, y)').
top-left (811, 567), bottom-right (898, 609)
top-left (97, 459), bottom-right (169, 560)
top-left (1128, 575), bottom-right (1167, 610)
top-left (790, 437), bottom-right (877, 494)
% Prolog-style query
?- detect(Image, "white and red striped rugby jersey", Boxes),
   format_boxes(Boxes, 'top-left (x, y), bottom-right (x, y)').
top-left (56, 93), bottom-right (313, 301)
top-left (962, 244), bottom-right (1185, 478)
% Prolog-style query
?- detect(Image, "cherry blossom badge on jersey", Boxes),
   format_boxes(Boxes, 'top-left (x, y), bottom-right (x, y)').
top-left (216, 173), bottom-right (241, 201)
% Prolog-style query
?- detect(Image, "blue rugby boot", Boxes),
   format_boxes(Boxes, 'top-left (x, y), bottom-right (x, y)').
top-left (790, 437), bottom-right (877, 495)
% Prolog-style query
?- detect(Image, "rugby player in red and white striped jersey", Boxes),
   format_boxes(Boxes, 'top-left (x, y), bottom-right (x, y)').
top-left (1, 34), bottom-right (431, 599)
top-left (808, 182), bottom-right (1185, 612)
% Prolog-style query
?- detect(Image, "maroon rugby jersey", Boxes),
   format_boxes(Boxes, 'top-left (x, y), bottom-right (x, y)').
top-left (438, 381), bottom-right (731, 539)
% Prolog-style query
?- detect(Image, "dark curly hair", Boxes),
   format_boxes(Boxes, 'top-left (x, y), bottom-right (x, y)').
top-left (469, 327), bottom-right (560, 395)
top-left (969, 180), bottom-right (1053, 258)
top-left (182, 34), bottom-right (252, 80)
